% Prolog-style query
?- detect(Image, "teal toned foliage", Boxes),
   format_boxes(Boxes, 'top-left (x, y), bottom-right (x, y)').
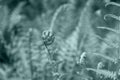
top-left (0, 0), bottom-right (119, 80)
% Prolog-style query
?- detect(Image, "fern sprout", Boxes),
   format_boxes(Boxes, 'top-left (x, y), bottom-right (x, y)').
top-left (42, 3), bottom-right (72, 45)
top-left (42, 3), bottom-right (71, 54)
top-left (42, 30), bottom-right (55, 46)
top-left (42, 3), bottom-right (72, 62)
top-left (97, 62), bottom-right (104, 70)
top-left (79, 52), bottom-right (87, 65)
top-left (97, 62), bottom-right (105, 79)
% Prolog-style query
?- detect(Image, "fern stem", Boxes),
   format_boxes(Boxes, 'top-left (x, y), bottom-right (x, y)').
top-left (44, 42), bottom-right (52, 62)
top-left (117, 23), bottom-right (120, 58)
top-left (28, 28), bottom-right (34, 80)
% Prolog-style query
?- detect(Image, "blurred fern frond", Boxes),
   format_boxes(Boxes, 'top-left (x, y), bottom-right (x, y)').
top-left (87, 68), bottom-right (117, 80)
top-left (105, 2), bottom-right (120, 7)
top-left (92, 53), bottom-right (117, 63)
top-left (97, 26), bottom-right (119, 34)
top-left (50, 3), bottom-right (72, 31)
top-left (104, 14), bottom-right (120, 21)
top-left (94, 34), bottom-right (118, 48)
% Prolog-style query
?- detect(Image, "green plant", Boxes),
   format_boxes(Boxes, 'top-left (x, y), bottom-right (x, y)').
top-left (0, 0), bottom-right (120, 80)
top-left (85, 1), bottom-right (120, 80)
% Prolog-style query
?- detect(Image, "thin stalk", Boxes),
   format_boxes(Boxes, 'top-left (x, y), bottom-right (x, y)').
top-left (44, 42), bottom-right (52, 62)
top-left (117, 23), bottom-right (120, 58)
top-left (28, 28), bottom-right (34, 80)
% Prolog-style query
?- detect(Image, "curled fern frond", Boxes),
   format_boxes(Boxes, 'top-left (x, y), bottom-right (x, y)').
top-left (97, 27), bottom-right (119, 34)
top-left (86, 68), bottom-right (117, 80)
top-left (105, 2), bottom-right (120, 7)
top-left (104, 14), bottom-right (120, 21)
top-left (42, 30), bottom-right (55, 45)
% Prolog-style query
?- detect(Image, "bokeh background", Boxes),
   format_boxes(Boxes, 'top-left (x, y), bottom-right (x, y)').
top-left (0, 0), bottom-right (119, 80)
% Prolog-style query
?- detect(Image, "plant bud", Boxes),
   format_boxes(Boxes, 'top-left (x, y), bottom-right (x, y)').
top-left (97, 62), bottom-right (104, 69)
top-left (79, 52), bottom-right (87, 65)
top-left (42, 30), bottom-right (55, 45)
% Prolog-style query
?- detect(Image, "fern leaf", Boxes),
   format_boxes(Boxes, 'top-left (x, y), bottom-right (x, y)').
top-left (92, 53), bottom-right (117, 63)
top-left (97, 27), bottom-right (119, 34)
top-left (9, 2), bottom-right (25, 28)
top-left (94, 34), bottom-right (118, 49)
top-left (105, 2), bottom-right (120, 7)
top-left (86, 68), bottom-right (117, 80)
top-left (65, 0), bottom-right (94, 50)
top-left (50, 3), bottom-right (72, 31)
top-left (104, 14), bottom-right (120, 21)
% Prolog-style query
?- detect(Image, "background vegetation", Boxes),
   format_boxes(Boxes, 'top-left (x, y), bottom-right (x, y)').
top-left (0, 0), bottom-right (119, 80)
